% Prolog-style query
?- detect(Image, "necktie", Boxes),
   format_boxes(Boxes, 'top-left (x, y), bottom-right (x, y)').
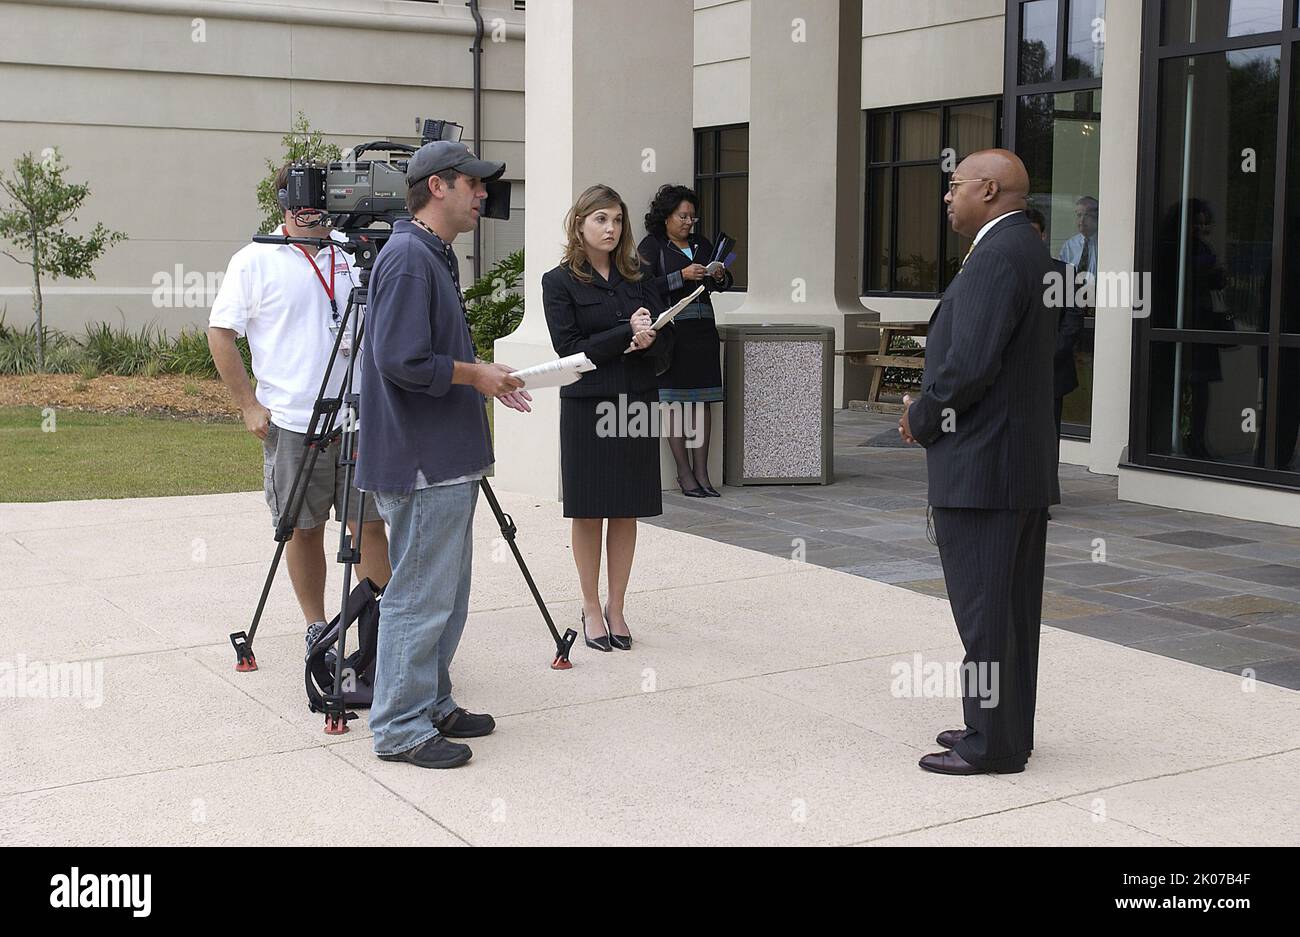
top-left (1078, 237), bottom-right (1092, 277)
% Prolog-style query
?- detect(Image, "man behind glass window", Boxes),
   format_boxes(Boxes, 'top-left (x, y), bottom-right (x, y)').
top-left (1058, 195), bottom-right (1098, 278)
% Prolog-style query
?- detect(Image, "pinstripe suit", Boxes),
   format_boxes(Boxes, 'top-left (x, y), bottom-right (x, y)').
top-left (909, 212), bottom-right (1059, 769)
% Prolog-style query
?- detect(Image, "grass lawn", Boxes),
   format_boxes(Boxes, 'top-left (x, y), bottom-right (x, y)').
top-left (0, 406), bottom-right (262, 502)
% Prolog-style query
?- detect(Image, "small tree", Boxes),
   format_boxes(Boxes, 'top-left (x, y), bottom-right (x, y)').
top-left (255, 112), bottom-right (343, 233)
top-left (0, 148), bottom-right (126, 370)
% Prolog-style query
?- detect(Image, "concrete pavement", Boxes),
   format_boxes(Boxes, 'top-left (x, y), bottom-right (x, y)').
top-left (2, 489), bottom-right (1297, 846)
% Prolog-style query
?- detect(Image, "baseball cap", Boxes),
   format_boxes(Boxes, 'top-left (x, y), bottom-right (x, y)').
top-left (406, 141), bottom-right (505, 188)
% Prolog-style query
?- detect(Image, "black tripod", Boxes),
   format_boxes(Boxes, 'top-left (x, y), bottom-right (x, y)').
top-left (229, 233), bottom-right (576, 734)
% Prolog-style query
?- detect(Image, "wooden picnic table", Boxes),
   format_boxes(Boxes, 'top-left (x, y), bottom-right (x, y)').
top-left (836, 319), bottom-right (929, 414)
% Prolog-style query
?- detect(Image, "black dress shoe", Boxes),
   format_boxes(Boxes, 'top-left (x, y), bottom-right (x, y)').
top-left (700, 484), bottom-right (721, 497)
top-left (378, 736), bottom-right (472, 769)
top-left (934, 729), bottom-right (1032, 759)
top-left (433, 707), bottom-right (496, 738)
top-left (918, 749), bottom-right (1024, 775)
top-left (582, 610), bottom-right (611, 652)
top-left (678, 483), bottom-right (708, 498)
top-left (935, 728), bottom-right (967, 750)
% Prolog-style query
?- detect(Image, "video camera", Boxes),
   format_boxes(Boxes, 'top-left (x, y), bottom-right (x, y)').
top-left (279, 118), bottom-right (511, 246)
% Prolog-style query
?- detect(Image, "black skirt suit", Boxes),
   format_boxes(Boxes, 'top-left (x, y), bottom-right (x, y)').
top-left (541, 262), bottom-right (676, 518)
top-left (637, 233), bottom-right (732, 403)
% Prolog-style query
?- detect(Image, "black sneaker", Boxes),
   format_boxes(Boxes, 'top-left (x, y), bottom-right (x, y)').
top-left (433, 707), bottom-right (496, 738)
top-left (378, 736), bottom-right (472, 769)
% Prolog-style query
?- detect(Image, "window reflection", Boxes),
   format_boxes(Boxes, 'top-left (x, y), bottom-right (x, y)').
top-left (1148, 341), bottom-right (1264, 464)
top-left (1066, 0), bottom-right (1106, 79)
top-left (1162, 0), bottom-right (1282, 44)
top-left (1020, 0), bottom-right (1058, 83)
top-left (1152, 49), bottom-right (1278, 332)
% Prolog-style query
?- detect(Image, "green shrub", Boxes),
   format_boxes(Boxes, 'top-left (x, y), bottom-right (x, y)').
top-left (166, 328), bottom-right (218, 377)
top-left (464, 250), bottom-right (524, 362)
top-left (0, 315), bottom-right (254, 379)
top-left (0, 314), bottom-right (86, 374)
top-left (83, 320), bottom-right (167, 376)
top-left (164, 327), bottom-right (252, 378)
top-left (0, 318), bottom-right (42, 374)
top-left (44, 333), bottom-right (87, 374)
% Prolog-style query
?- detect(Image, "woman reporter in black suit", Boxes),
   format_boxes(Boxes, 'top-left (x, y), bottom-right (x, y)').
top-left (638, 184), bottom-right (732, 497)
top-left (542, 184), bottom-right (674, 652)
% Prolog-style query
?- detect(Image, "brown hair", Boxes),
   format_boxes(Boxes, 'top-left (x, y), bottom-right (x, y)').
top-left (561, 184), bottom-right (642, 282)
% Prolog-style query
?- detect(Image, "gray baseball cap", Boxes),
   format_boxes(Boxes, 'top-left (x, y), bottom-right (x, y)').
top-left (406, 141), bottom-right (505, 188)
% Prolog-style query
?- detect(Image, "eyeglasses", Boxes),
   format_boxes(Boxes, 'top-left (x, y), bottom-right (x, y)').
top-left (947, 178), bottom-right (992, 192)
top-left (673, 213), bottom-right (697, 223)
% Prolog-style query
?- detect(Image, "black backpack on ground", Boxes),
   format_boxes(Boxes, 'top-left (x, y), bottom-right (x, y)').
top-left (305, 577), bottom-right (382, 712)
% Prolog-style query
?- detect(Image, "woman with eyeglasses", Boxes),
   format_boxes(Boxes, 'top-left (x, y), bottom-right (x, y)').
top-left (638, 184), bottom-right (732, 497)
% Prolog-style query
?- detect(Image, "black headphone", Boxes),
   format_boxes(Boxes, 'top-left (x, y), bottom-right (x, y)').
top-left (277, 188), bottom-right (289, 211)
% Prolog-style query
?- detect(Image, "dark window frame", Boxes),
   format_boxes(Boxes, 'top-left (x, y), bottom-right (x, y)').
top-left (861, 96), bottom-right (1004, 298)
top-left (1130, 0), bottom-right (1299, 488)
top-left (693, 123), bottom-right (749, 292)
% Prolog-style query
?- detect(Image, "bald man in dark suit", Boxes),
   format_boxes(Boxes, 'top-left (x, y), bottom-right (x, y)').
top-left (899, 149), bottom-right (1060, 775)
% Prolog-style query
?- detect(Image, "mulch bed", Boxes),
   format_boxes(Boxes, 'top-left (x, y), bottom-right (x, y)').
top-left (0, 375), bottom-right (240, 421)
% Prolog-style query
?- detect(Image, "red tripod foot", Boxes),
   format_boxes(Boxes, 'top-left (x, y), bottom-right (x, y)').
top-left (324, 713), bottom-right (349, 735)
top-left (550, 655), bottom-right (573, 670)
top-left (230, 631), bottom-right (257, 672)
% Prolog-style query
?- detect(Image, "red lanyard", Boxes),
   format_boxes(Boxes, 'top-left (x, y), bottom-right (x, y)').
top-left (293, 242), bottom-right (339, 318)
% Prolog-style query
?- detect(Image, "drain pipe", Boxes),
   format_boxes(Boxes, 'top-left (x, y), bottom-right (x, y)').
top-left (469, 0), bottom-right (485, 284)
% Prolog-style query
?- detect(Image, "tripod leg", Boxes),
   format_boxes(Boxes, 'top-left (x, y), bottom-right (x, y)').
top-left (477, 479), bottom-right (577, 670)
top-left (324, 295), bottom-right (367, 734)
top-left (231, 434), bottom-right (330, 670)
top-left (233, 286), bottom-right (353, 674)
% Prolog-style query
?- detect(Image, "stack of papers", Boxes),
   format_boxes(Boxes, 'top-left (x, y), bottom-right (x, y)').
top-left (508, 353), bottom-right (595, 389)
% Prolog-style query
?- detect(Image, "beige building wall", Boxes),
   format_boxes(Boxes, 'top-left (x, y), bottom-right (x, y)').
top-left (0, 0), bottom-right (524, 335)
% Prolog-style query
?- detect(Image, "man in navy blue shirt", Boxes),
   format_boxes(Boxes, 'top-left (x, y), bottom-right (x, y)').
top-left (358, 141), bottom-right (531, 769)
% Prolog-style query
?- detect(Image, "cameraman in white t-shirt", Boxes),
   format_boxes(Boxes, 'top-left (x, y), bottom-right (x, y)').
top-left (208, 164), bottom-right (390, 636)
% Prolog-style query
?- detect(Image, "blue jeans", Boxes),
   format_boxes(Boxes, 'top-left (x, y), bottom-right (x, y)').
top-left (369, 481), bottom-right (478, 755)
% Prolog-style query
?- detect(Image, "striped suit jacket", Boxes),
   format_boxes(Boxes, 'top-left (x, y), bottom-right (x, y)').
top-left (909, 213), bottom-right (1061, 509)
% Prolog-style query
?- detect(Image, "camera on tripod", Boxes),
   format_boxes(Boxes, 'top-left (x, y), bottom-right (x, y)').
top-left (280, 117), bottom-right (511, 245)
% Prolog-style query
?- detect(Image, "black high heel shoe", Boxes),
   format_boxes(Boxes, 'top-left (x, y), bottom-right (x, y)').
top-left (582, 610), bottom-right (611, 652)
top-left (699, 483), bottom-right (721, 497)
top-left (604, 607), bottom-right (632, 651)
top-left (677, 475), bottom-right (708, 498)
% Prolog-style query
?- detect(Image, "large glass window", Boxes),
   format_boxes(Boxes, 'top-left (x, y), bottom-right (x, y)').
top-left (1007, 0), bottom-right (1105, 439)
top-left (863, 99), bottom-right (1000, 295)
top-left (694, 125), bottom-right (749, 290)
top-left (1134, 1), bottom-right (1298, 485)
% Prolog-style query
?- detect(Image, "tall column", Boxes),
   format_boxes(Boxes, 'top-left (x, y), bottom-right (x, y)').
top-left (494, 0), bottom-right (694, 498)
top-left (723, 0), bottom-right (865, 405)
top-left (1089, 0), bottom-right (1143, 475)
